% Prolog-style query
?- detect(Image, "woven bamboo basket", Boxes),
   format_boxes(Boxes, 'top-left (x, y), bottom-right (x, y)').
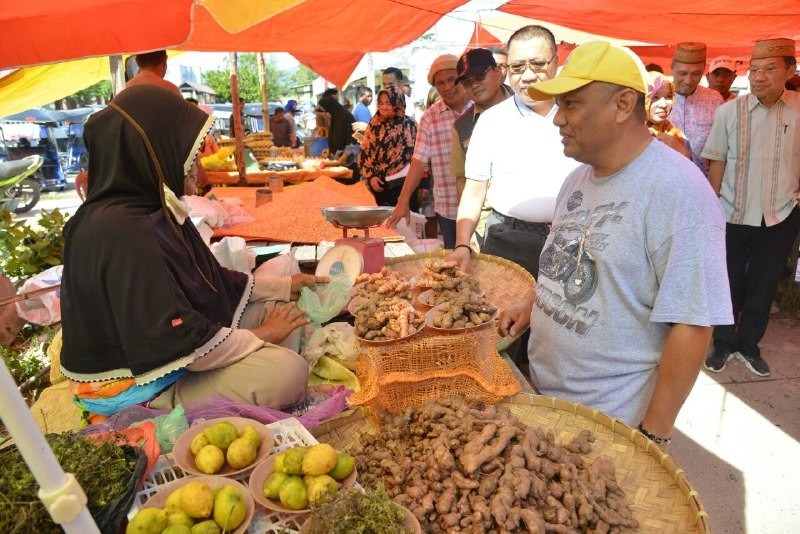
top-left (313, 394), bottom-right (710, 534)
top-left (217, 137), bottom-right (237, 148)
top-left (386, 250), bottom-right (535, 315)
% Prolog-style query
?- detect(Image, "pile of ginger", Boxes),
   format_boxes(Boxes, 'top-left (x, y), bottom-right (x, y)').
top-left (352, 398), bottom-right (640, 533)
top-left (352, 268), bottom-right (424, 341)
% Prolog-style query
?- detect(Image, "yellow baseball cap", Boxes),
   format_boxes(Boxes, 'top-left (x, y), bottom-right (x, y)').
top-left (528, 41), bottom-right (647, 101)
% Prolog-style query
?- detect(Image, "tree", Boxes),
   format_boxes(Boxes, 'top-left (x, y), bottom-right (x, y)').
top-left (62, 80), bottom-right (112, 108)
top-left (202, 54), bottom-right (298, 103)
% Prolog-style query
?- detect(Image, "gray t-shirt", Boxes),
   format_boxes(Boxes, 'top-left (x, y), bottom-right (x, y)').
top-left (528, 140), bottom-right (733, 425)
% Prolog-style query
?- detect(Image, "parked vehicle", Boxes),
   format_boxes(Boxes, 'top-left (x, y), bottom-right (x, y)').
top-left (0, 155), bottom-right (42, 213)
top-left (0, 123), bottom-right (68, 191)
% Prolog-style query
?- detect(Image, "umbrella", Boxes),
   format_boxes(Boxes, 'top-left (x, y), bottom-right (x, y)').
top-left (1, 108), bottom-right (67, 123)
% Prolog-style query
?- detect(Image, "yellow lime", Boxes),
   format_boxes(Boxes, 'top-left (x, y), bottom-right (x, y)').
top-left (162, 526), bottom-right (192, 534)
top-left (327, 453), bottom-right (356, 481)
top-left (263, 471), bottom-right (289, 500)
top-left (125, 507), bottom-right (167, 534)
top-left (226, 437), bottom-right (257, 470)
top-left (166, 509), bottom-right (194, 528)
top-left (240, 426), bottom-right (261, 450)
top-left (195, 444), bottom-right (225, 475)
top-left (179, 480), bottom-right (215, 519)
top-left (302, 443), bottom-right (338, 476)
top-left (203, 421), bottom-right (239, 450)
top-left (212, 485), bottom-right (248, 531)
top-left (165, 487), bottom-right (184, 511)
top-left (190, 433), bottom-right (210, 456)
top-left (273, 452), bottom-right (287, 473)
top-left (306, 474), bottom-right (339, 506)
top-left (190, 519), bottom-right (222, 534)
top-left (278, 475), bottom-right (308, 510)
top-left (283, 447), bottom-right (307, 476)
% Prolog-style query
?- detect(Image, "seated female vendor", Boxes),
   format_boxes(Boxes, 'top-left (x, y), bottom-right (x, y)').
top-left (59, 85), bottom-right (324, 419)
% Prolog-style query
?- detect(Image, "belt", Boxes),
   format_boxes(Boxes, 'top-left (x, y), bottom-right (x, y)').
top-left (491, 209), bottom-right (551, 234)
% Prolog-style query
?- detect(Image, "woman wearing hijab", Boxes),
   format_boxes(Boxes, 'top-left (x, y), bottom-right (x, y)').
top-left (316, 95), bottom-right (356, 155)
top-left (358, 86), bottom-right (418, 208)
top-left (60, 85), bottom-right (322, 418)
top-left (646, 72), bottom-right (692, 159)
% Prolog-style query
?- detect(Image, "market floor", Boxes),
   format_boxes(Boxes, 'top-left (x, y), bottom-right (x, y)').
top-left (668, 314), bottom-right (799, 534)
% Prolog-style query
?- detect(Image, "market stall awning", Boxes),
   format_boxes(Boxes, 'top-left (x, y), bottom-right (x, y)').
top-left (499, 0), bottom-right (800, 50)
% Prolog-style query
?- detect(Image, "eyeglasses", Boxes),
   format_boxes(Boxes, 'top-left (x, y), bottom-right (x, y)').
top-left (459, 68), bottom-right (493, 88)
top-left (508, 56), bottom-right (556, 74)
top-left (748, 66), bottom-right (783, 77)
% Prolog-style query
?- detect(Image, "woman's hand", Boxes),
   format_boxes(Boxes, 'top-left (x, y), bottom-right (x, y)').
top-left (290, 273), bottom-right (328, 300)
top-left (369, 176), bottom-right (385, 192)
top-left (251, 302), bottom-right (309, 345)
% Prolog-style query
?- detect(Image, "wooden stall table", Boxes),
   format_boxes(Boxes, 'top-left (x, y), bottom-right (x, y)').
top-left (207, 176), bottom-right (399, 244)
top-left (204, 166), bottom-right (353, 187)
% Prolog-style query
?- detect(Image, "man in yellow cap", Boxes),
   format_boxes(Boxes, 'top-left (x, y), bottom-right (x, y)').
top-left (670, 42), bottom-right (724, 172)
top-left (498, 41), bottom-right (732, 444)
top-left (702, 38), bottom-right (800, 377)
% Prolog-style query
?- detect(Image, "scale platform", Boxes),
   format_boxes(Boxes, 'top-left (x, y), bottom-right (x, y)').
top-left (319, 206), bottom-right (394, 275)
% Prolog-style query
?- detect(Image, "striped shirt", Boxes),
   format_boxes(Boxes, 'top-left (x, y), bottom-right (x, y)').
top-left (672, 85), bottom-right (723, 170)
top-left (412, 98), bottom-right (472, 220)
top-left (702, 91), bottom-right (800, 227)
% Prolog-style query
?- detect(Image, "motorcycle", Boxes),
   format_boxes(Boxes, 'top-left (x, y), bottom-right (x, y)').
top-left (0, 155), bottom-right (43, 213)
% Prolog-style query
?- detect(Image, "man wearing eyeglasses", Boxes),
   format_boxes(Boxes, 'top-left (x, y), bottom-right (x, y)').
top-left (669, 42), bottom-right (724, 172)
top-left (449, 48), bottom-right (513, 247)
top-left (702, 38), bottom-right (800, 378)
top-left (451, 26), bottom-right (580, 277)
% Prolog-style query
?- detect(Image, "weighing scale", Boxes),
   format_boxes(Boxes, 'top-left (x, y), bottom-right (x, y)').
top-left (320, 206), bottom-right (394, 275)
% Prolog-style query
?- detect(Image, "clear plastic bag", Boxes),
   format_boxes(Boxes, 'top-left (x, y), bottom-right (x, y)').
top-left (130, 405), bottom-right (188, 454)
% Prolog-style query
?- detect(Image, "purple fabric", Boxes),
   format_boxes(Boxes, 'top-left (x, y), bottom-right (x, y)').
top-left (79, 386), bottom-right (352, 436)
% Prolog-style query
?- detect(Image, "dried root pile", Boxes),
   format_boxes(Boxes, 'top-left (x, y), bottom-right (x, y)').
top-left (353, 268), bottom-right (424, 341)
top-left (416, 260), bottom-right (481, 300)
top-left (431, 294), bottom-right (498, 329)
top-left (352, 398), bottom-right (639, 533)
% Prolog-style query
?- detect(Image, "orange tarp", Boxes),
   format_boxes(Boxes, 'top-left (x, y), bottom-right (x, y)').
top-left (0, 0), bottom-right (468, 88)
top-left (500, 0), bottom-right (800, 51)
top-left (209, 177), bottom-right (400, 244)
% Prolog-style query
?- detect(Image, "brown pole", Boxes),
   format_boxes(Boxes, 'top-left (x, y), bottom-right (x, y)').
top-left (229, 52), bottom-right (246, 184)
top-left (109, 55), bottom-right (125, 96)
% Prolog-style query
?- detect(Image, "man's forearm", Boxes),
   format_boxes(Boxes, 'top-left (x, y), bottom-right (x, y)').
top-left (642, 324), bottom-right (711, 439)
top-left (396, 158), bottom-right (427, 204)
top-left (707, 159), bottom-right (725, 197)
top-left (454, 179), bottom-right (488, 245)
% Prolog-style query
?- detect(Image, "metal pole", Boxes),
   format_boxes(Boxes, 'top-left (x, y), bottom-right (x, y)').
top-left (109, 55), bottom-right (125, 96)
top-left (0, 359), bottom-right (100, 533)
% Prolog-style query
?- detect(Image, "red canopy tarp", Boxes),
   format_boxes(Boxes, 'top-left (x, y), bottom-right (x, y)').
top-left (0, 0), bottom-right (469, 88)
top-left (500, 0), bottom-right (800, 52)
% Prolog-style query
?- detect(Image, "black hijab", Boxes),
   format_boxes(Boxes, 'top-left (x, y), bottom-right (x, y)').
top-left (317, 96), bottom-right (356, 154)
top-left (61, 85), bottom-right (250, 385)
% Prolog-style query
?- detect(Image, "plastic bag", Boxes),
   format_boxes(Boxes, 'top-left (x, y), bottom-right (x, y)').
top-left (210, 236), bottom-right (256, 273)
top-left (15, 265), bottom-right (62, 326)
top-left (302, 322), bottom-right (356, 369)
top-left (296, 275), bottom-right (353, 326)
top-left (130, 405), bottom-right (188, 454)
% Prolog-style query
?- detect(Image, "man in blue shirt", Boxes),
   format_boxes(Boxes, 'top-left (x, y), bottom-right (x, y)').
top-left (352, 86), bottom-right (373, 123)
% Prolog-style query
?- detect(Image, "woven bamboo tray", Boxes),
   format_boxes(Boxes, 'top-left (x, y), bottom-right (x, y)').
top-left (386, 250), bottom-right (535, 315)
top-left (313, 394), bottom-right (710, 534)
